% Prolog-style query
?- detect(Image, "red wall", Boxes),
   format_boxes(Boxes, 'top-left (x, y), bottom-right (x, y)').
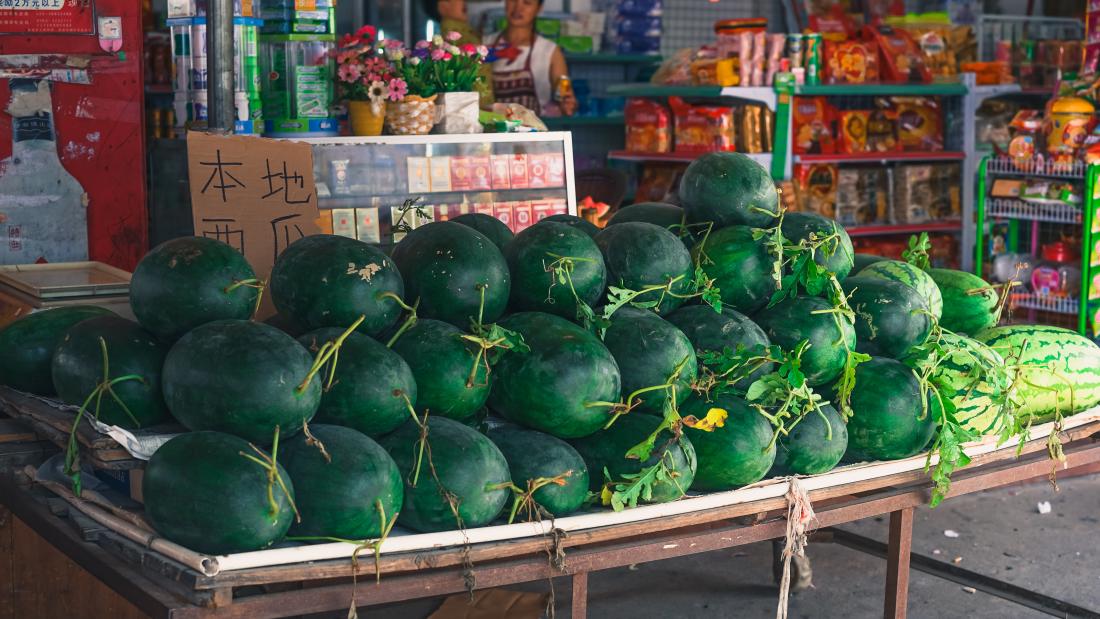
top-left (0, 2), bottom-right (148, 271)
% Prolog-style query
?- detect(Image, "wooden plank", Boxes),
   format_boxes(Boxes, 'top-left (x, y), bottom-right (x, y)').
top-left (193, 424), bottom-right (1100, 591)
top-left (0, 419), bottom-right (35, 443)
top-left (884, 508), bottom-right (914, 619)
top-left (0, 506), bottom-right (13, 619)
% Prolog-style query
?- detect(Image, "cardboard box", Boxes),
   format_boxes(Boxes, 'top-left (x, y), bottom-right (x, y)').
top-left (508, 155), bottom-right (530, 189)
top-left (355, 207), bottom-right (380, 243)
top-left (494, 202), bottom-right (515, 230)
top-left (512, 202), bottom-right (534, 232)
top-left (407, 156), bottom-right (431, 193)
top-left (490, 155), bottom-right (511, 189)
top-left (469, 156), bottom-right (492, 190)
top-left (429, 157), bottom-right (452, 192)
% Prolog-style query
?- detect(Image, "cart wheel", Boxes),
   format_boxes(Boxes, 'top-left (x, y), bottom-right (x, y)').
top-left (771, 539), bottom-right (814, 592)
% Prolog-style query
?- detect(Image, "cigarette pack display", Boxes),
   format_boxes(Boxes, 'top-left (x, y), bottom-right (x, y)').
top-left (528, 154), bottom-right (551, 188)
top-left (331, 208), bottom-right (356, 238)
top-left (355, 207), bottom-right (380, 244)
top-left (406, 156), bottom-right (431, 193)
top-left (429, 157), bottom-right (452, 192)
top-left (494, 202), bottom-right (515, 229)
top-left (508, 155), bottom-right (531, 189)
top-left (491, 155), bottom-right (512, 189)
top-left (450, 156), bottom-right (472, 191)
top-left (469, 156), bottom-right (493, 190)
top-left (475, 203), bottom-right (496, 217)
top-left (513, 202), bottom-right (534, 232)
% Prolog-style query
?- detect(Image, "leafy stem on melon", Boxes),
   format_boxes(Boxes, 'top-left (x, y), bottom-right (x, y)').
top-left (379, 292), bottom-right (419, 348)
top-left (739, 341), bottom-right (832, 451)
top-left (296, 315), bottom-right (367, 394)
top-left (463, 284), bottom-right (530, 388)
top-left (397, 391), bottom-right (429, 487)
top-left (598, 450), bottom-right (686, 512)
top-left (300, 420), bottom-right (332, 464)
top-left (64, 337), bottom-right (146, 496)
top-left (601, 274), bottom-right (709, 328)
top-left (543, 253), bottom-right (606, 334)
top-left (489, 470), bottom-right (575, 524)
top-left (224, 278), bottom-right (267, 320)
top-left (902, 233), bottom-right (932, 271)
top-left (239, 425), bottom-right (301, 523)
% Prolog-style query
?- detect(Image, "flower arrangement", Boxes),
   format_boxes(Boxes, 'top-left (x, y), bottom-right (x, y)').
top-left (387, 32), bottom-right (489, 98)
top-left (334, 25), bottom-right (408, 108)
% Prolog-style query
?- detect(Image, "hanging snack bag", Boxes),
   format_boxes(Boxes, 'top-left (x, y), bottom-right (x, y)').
top-left (625, 98), bottom-right (672, 153)
top-left (670, 97), bottom-right (735, 152)
top-left (865, 24), bottom-right (933, 83)
top-left (792, 97), bottom-right (835, 154)
top-left (1006, 109), bottom-right (1043, 168)
top-left (824, 40), bottom-right (879, 84)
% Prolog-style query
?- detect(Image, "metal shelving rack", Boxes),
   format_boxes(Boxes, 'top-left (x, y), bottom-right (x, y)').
top-left (974, 155), bottom-right (1094, 335)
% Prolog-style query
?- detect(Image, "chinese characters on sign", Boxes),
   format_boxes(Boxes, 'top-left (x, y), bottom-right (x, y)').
top-left (186, 131), bottom-right (321, 291)
top-left (0, 0), bottom-right (95, 34)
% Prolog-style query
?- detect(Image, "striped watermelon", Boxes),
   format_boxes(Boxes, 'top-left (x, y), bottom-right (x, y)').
top-left (930, 269), bottom-right (999, 335)
top-left (859, 261), bottom-right (943, 319)
top-left (924, 332), bottom-right (1009, 436)
top-left (974, 325), bottom-right (1100, 421)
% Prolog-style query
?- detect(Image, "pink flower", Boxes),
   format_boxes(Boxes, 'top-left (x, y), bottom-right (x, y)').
top-left (388, 78), bottom-right (408, 101)
top-left (461, 43), bottom-right (477, 55)
top-left (384, 38), bottom-right (404, 49)
top-left (446, 30), bottom-right (462, 41)
top-left (446, 44), bottom-right (460, 55)
top-left (337, 63), bottom-right (362, 83)
top-left (416, 39), bottom-right (430, 49)
top-left (339, 33), bottom-right (357, 48)
top-left (431, 47), bottom-right (446, 61)
top-left (443, 52), bottom-right (453, 60)
top-left (477, 45), bottom-right (489, 58)
top-left (364, 56), bottom-right (386, 74)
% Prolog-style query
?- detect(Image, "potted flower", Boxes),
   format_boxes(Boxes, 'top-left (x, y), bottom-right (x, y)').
top-left (387, 33), bottom-right (488, 135)
top-left (334, 26), bottom-right (407, 136)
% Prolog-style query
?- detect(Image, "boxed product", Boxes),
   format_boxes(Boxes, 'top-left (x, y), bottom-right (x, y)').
top-left (671, 98), bottom-right (735, 153)
top-left (449, 156), bottom-right (473, 191)
top-left (835, 167), bottom-right (888, 226)
top-left (468, 156), bottom-right (492, 191)
top-left (528, 153), bottom-right (564, 188)
top-left (865, 24), bottom-right (933, 83)
top-left (736, 104), bottom-right (769, 153)
top-left (888, 97), bottom-right (944, 151)
top-left (406, 156), bottom-right (431, 193)
top-left (557, 36), bottom-right (595, 54)
top-left (866, 107), bottom-right (898, 152)
top-left (355, 207), bottom-right (380, 244)
top-left (625, 98), bottom-right (672, 153)
top-left (508, 155), bottom-right (530, 189)
top-left (494, 202), bottom-right (515, 229)
top-left (824, 40), bottom-right (879, 84)
top-left (893, 164), bottom-right (934, 223)
top-left (929, 163), bottom-right (962, 219)
top-left (793, 97), bottom-right (835, 154)
top-left (838, 110), bottom-right (871, 154)
top-left (793, 164), bottom-right (838, 218)
top-left (490, 155), bottom-right (512, 189)
top-left (429, 156), bottom-right (452, 192)
top-left (512, 202), bottom-right (535, 232)
top-left (615, 15), bottom-right (660, 37)
top-left (261, 19), bottom-right (331, 34)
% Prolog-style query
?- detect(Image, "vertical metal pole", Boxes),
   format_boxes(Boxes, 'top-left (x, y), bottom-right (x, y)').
top-left (207, 0), bottom-right (235, 131)
top-left (884, 507), bottom-right (914, 619)
top-left (571, 572), bottom-right (588, 619)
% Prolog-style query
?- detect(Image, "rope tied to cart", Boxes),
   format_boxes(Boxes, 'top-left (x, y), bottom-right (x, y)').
top-left (776, 477), bottom-right (816, 619)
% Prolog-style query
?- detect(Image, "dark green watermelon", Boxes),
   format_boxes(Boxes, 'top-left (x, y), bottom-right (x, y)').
top-left (665, 305), bottom-right (773, 392)
top-left (607, 202), bottom-right (694, 247)
top-left (489, 312), bottom-right (621, 439)
top-left (691, 224), bottom-right (777, 315)
top-left (162, 320), bottom-right (320, 445)
top-left (297, 328), bottom-right (416, 436)
top-left (130, 236), bottom-right (258, 342)
top-left (280, 424), bottom-right (403, 539)
top-left (504, 222), bottom-right (607, 319)
top-left (754, 296), bottom-right (856, 386)
top-left (143, 431), bottom-right (295, 554)
top-left (570, 413), bottom-right (696, 504)
top-left (595, 222), bottom-right (694, 315)
top-left (930, 269), bottom-right (999, 336)
top-left (486, 423), bottom-right (590, 518)
top-left (0, 305), bottom-right (116, 395)
top-left (451, 213), bottom-right (515, 251)
top-left (602, 307), bottom-right (696, 414)
top-left (389, 319), bottom-right (489, 420)
top-left (51, 316), bottom-right (170, 429)
top-left (390, 222), bottom-right (511, 329)
top-left (843, 276), bottom-right (931, 359)
top-left (781, 212), bottom-right (855, 280)
top-left (681, 393), bottom-right (775, 490)
top-left (263, 312), bottom-right (307, 338)
top-left (679, 152), bottom-right (779, 228)
top-left (380, 416), bottom-right (511, 532)
top-left (851, 253), bottom-right (888, 276)
top-left (845, 358), bottom-right (936, 461)
top-left (540, 214), bottom-right (600, 238)
top-left (269, 235), bottom-right (405, 337)
top-left (771, 403), bottom-right (847, 475)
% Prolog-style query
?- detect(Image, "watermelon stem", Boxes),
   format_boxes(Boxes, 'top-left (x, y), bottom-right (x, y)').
top-left (301, 420), bottom-right (332, 464)
top-left (543, 253), bottom-right (602, 330)
top-left (380, 293), bottom-right (419, 348)
top-left (296, 315), bottom-right (367, 394)
top-left (224, 278), bottom-right (267, 320)
top-left (490, 471), bottom-right (574, 524)
top-left (240, 426), bottom-right (301, 523)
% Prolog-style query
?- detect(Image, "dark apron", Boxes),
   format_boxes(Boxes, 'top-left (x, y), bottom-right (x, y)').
top-left (491, 34), bottom-right (540, 111)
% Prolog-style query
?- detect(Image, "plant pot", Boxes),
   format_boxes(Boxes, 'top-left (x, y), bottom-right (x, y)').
top-left (385, 95), bottom-right (437, 135)
top-left (434, 91), bottom-right (482, 135)
top-left (348, 100), bottom-right (386, 136)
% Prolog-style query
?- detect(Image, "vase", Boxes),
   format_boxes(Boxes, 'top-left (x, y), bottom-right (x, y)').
top-left (348, 100), bottom-right (386, 136)
top-left (385, 95), bottom-right (437, 135)
top-left (434, 91), bottom-right (482, 135)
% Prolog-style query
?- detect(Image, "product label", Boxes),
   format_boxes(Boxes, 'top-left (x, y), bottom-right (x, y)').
top-left (13, 114), bottom-right (52, 142)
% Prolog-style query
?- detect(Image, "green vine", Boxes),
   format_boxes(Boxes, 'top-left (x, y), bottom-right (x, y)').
top-left (489, 470), bottom-right (574, 523)
top-left (238, 425), bottom-right (301, 522)
top-left (224, 277), bottom-right (267, 320)
top-left (462, 283), bottom-right (529, 388)
top-left (380, 292), bottom-right (419, 348)
top-left (902, 232), bottom-right (932, 271)
top-left (543, 253), bottom-right (605, 333)
top-left (296, 315), bottom-right (366, 394)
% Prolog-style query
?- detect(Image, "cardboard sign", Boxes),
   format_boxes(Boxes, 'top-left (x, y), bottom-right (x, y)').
top-left (186, 130), bottom-right (322, 293)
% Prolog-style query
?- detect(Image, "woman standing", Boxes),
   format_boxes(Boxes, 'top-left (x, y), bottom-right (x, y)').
top-left (485, 0), bottom-right (576, 116)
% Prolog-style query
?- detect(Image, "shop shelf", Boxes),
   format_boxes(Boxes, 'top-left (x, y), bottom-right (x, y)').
top-left (985, 198), bottom-right (1082, 224)
top-left (795, 82), bottom-right (968, 96)
top-left (794, 151), bottom-right (965, 164)
top-left (543, 115), bottom-right (625, 129)
top-left (985, 156), bottom-right (1086, 179)
top-left (844, 221), bottom-right (962, 237)
top-left (607, 150), bottom-right (772, 166)
top-left (565, 53), bottom-right (660, 64)
top-left (1011, 292), bottom-right (1079, 315)
top-left (318, 187), bottom-right (566, 208)
top-left (605, 84), bottom-right (777, 109)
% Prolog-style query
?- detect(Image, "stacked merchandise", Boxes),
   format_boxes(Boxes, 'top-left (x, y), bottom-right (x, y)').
top-left (607, 0), bottom-right (661, 55)
top-left (166, 0), bottom-right (263, 134)
top-left (623, 97), bottom-right (772, 155)
top-left (259, 0), bottom-right (338, 137)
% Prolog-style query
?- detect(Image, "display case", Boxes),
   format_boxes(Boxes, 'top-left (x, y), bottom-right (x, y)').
top-left (299, 132), bottom-right (577, 248)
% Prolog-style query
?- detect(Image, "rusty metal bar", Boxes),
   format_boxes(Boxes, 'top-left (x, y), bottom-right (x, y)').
top-left (884, 508), bottom-right (914, 619)
top-left (571, 572), bottom-right (588, 619)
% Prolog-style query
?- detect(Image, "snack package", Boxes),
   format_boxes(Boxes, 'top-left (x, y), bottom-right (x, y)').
top-left (959, 61), bottom-right (1012, 85)
top-left (792, 97), bottom-right (835, 154)
top-left (1006, 109), bottom-right (1042, 167)
top-left (651, 48), bottom-right (695, 85)
top-left (670, 97), bottom-right (735, 152)
top-left (793, 163), bottom-right (838, 218)
top-left (737, 104), bottom-right (767, 153)
top-left (838, 110), bottom-right (871, 153)
top-left (865, 24), bottom-right (933, 83)
top-left (975, 99), bottom-right (1017, 152)
top-left (751, 31), bottom-right (766, 86)
top-left (929, 163), bottom-right (962, 219)
top-left (866, 107), bottom-right (898, 152)
top-left (690, 58), bottom-right (721, 85)
top-left (765, 33), bottom-right (786, 85)
top-left (889, 97), bottom-right (944, 151)
top-left (635, 163), bottom-right (682, 202)
top-left (824, 40), bottom-right (879, 84)
top-left (893, 164), bottom-right (933, 224)
top-left (836, 167), bottom-right (888, 226)
top-left (625, 98), bottom-right (672, 153)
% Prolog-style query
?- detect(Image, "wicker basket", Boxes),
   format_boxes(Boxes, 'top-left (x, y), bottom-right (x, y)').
top-left (385, 94), bottom-right (437, 135)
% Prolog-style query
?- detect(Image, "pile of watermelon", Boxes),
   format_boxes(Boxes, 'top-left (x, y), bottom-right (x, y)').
top-left (2, 152), bottom-right (1099, 555)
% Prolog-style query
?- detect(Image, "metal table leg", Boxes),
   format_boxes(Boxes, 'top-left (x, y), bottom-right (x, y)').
top-left (885, 508), bottom-right (914, 619)
top-left (571, 571), bottom-right (588, 619)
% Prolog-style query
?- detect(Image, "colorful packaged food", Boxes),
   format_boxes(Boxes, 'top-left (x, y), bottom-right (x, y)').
top-left (824, 40), bottom-right (878, 84)
top-left (959, 61), bottom-right (1012, 85)
top-left (793, 163), bottom-right (838, 218)
top-left (670, 97), bottom-right (736, 153)
top-left (1007, 109), bottom-right (1042, 168)
top-left (625, 98), bottom-right (672, 153)
top-left (635, 164), bottom-right (682, 203)
top-left (866, 108), bottom-right (898, 152)
top-left (428, 157), bottom-right (452, 192)
top-left (835, 167), bottom-right (888, 226)
top-left (893, 164), bottom-right (933, 224)
top-left (929, 163), bottom-right (961, 219)
top-left (792, 97), bottom-right (835, 154)
top-left (889, 97), bottom-right (944, 151)
top-left (865, 24), bottom-right (932, 83)
top-left (838, 110), bottom-right (871, 154)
